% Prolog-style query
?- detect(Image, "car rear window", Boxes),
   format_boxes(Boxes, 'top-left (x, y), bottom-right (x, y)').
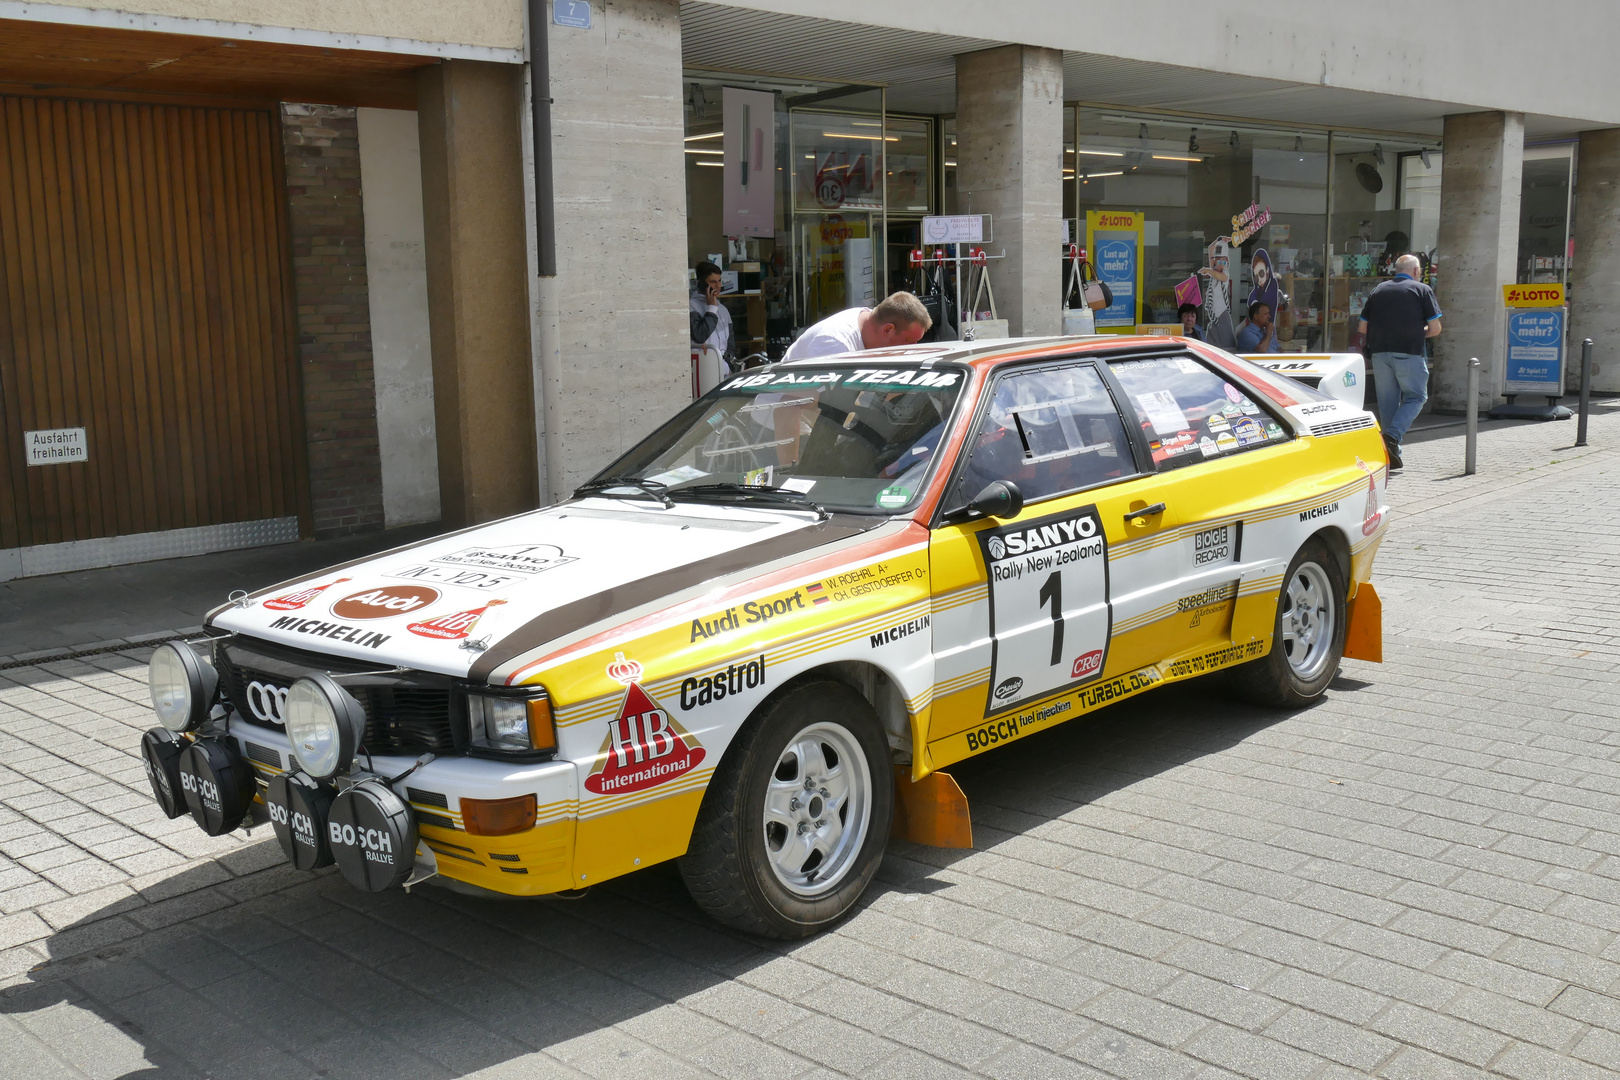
top-left (1111, 356), bottom-right (1290, 470)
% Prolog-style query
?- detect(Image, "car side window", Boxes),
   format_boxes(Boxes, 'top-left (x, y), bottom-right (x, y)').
top-left (1110, 355), bottom-right (1291, 471)
top-left (951, 363), bottom-right (1134, 507)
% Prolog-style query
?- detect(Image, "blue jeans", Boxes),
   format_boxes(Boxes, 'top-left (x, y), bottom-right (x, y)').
top-left (1371, 351), bottom-right (1428, 444)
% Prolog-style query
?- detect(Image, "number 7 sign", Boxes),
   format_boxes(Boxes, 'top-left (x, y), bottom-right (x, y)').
top-left (553, 0), bottom-right (592, 29)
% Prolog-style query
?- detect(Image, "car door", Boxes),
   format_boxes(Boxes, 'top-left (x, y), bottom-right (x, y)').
top-left (1107, 353), bottom-right (1304, 656)
top-left (925, 360), bottom-right (1187, 754)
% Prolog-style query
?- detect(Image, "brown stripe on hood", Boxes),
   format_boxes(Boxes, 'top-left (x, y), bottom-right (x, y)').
top-left (468, 513), bottom-right (880, 683)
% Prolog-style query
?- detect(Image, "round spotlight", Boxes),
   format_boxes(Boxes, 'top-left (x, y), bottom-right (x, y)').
top-left (148, 641), bottom-right (218, 733)
top-left (285, 675), bottom-right (366, 779)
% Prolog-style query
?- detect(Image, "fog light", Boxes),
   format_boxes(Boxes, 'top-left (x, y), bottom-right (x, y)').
top-left (148, 641), bottom-right (218, 732)
top-left (462, 794), bottom-right (537, 836)
top-left (285, 674), bottom-right (366, 779)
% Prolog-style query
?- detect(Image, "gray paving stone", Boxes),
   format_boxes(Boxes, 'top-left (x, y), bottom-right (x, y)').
top-left (1368, 1002), bottom-right (1512, 1068)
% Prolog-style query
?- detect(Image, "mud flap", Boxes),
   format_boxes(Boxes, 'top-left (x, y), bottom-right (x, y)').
top-left (1344, 582), bottom-right (1383, 663)
top-left (891, 767), bottom-right (973, 849)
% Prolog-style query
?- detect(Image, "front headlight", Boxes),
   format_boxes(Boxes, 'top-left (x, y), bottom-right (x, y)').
top-left (286, 675), bottom-right (366, 779)
top-left (467, 690), bottom-right (556, 754)
top-left (148, 641), bottom-right (218, 732)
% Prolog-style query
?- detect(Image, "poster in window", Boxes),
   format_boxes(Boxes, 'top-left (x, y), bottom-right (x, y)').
top-left (723, 88), bottom-right (774, 238)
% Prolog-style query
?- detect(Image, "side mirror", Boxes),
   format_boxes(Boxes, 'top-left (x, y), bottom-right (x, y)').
top-left (967, 480), bottom-right (1023, 520)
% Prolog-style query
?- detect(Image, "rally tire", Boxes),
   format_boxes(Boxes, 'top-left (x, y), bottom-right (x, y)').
top-left (1231, 538), bottom-right (1347, 708)
top-left (679, 679), bottom-right (893, 938)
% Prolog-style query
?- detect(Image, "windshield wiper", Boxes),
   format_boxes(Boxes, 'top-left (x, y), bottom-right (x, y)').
top-left (573, 475), bottom-right (673, 508)
top-left (671, 483), bottom-right (830, 521)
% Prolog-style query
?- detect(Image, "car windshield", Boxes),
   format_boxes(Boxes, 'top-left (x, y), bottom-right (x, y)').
top-left (594, 363), bottom-right (969, 514)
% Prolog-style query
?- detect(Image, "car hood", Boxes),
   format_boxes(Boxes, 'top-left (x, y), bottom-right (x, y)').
top-left (208, 499), bottom-right (871, 680)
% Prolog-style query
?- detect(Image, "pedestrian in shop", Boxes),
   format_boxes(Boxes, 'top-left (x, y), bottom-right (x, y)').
top-left (689, 260), bottom-right (733, 363)
top-left (782, 291), bottom-right (933, 361)
top-left (1234, 300), bottom-right (1279, 353)
top-left (1177, 302), bottom-right (1206, 342)
top-left (1358, 252), bottom-right (1442, 471)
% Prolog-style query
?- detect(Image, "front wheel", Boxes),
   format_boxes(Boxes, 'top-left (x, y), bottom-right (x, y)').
top-left (1230, 539), bottom-right (1347, 708)
top-left (679, 679), bottom-right (893, 938)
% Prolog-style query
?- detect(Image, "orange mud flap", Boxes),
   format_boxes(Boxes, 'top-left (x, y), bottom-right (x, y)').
top-left (891, 767), bottom-right (973, 848)
top-left (1344, 582), bottom-right (1383, 663)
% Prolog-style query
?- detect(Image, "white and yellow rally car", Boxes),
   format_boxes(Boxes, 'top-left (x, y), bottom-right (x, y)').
top-left (141, 335), bottom-right (1388, 937)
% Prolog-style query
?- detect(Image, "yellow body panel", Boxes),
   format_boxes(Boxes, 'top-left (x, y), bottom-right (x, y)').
top-left (422, 818), bottom-right (576, 896)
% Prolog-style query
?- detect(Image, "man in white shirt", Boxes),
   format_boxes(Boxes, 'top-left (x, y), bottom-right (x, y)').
top-left (689, 261), bottom-right (732, 361)
top-left (782, 292), bottom-right (932, 361)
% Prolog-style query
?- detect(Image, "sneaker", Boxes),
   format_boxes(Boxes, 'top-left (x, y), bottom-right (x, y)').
top-left (1382, 435), bottom-right (1403, 471)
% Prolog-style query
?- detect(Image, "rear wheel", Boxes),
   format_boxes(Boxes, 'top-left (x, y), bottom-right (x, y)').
top-left (680, 679), bottom-right (893, 938)
top-left (1231, 539), bottom-right (1346, 707)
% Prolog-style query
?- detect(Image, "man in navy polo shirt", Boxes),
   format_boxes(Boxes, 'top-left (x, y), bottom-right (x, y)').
top-left (1357, 253), bottom-right (1442, 470)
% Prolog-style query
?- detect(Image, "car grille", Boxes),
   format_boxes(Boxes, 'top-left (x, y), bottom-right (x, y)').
top-left (1310, 415), bottom-right (1377, 437)
top-left (216, 636), bottom-right (460, 757)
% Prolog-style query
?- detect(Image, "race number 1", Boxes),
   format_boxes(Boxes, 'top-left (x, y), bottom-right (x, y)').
top-left (977, 504), bottom-right (1112, 715)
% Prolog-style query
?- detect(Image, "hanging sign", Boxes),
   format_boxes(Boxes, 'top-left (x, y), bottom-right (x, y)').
top-left (1230, 202), bottom-right (1271, 247)
top-left (723, 87), bottom-right (774, 238)
top-left (25, 427), bottom-right (88, 466)
top-left (1085, 211), bottom-right (1144, 330)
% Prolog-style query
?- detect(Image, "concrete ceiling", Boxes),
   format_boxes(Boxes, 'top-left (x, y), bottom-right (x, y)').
top-left (681, 2), bottom-right (1588, 140)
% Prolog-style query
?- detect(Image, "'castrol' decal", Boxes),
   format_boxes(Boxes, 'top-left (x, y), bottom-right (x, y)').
top-left (584, 683), bottom-right (706, 796)
top-left (407, 599), bottom-right (507, 640)
top-left (263, 577), bottom-right (350, 611)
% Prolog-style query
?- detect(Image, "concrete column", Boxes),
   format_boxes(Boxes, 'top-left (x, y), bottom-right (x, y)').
top-left (1571, 128), bottom-right (1620, 393)
top-left (955, 45), bottom-right (1064, 338)
top-left (544, 0), bottom-right (687, 497)
top-left (357, 107), bottom-right (440, 528)
top-left (1432, 111), bottom-right (1524, 411)
top-left (416, 60), bottom-right (539, 527)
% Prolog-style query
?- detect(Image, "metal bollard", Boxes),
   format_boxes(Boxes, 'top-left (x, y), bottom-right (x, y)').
top-left (1576, 338), bottom-right (1593, 447)
top-left (1465, 357), bottom-right (1480, 475)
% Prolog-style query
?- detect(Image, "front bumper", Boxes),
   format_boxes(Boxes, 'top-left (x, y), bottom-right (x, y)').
top-left (207, 720), bottom-right (578, 896)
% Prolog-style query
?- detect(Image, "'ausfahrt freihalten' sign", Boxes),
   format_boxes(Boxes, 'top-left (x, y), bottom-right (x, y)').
top-left (25, 428), bottom-right (88, 466)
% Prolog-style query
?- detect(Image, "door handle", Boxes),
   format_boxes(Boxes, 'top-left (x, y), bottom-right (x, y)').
top-left (1124, 502), bottom-right (1166, 524)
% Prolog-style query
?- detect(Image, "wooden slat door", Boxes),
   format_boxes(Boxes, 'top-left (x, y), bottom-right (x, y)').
top-left (0, 94), bottom-right (305, 549)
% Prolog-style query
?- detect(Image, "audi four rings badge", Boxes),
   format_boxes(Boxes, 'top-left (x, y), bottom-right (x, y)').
top-left (246, 680), bottom-right (288, 725)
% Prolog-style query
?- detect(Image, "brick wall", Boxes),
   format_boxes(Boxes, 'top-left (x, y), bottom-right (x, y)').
top-left (281, 102), bottom-right (385, 536)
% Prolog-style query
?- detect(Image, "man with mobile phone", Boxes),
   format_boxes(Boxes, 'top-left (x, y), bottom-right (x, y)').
top-left (690, 260), bottom-right (733, 362)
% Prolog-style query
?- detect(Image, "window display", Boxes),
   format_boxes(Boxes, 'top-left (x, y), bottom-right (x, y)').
top-left (1071, 107), bottom-right (1442, 354)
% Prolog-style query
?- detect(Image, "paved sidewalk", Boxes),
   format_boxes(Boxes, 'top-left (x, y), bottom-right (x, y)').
top-left (0, 402), bottom-right (1617, 1079)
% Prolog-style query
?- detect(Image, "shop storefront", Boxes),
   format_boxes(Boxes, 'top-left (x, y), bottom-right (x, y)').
top-left (684, 71), bottom-right (940, 358)
top-left (1066, 106), bottom-right (1442, 353)
top-left (684, 74), bottom-right (1596, 393)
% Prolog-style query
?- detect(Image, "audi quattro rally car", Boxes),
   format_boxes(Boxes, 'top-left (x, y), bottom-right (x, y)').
top-left (141, 335), bottom-right (1389, 938)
